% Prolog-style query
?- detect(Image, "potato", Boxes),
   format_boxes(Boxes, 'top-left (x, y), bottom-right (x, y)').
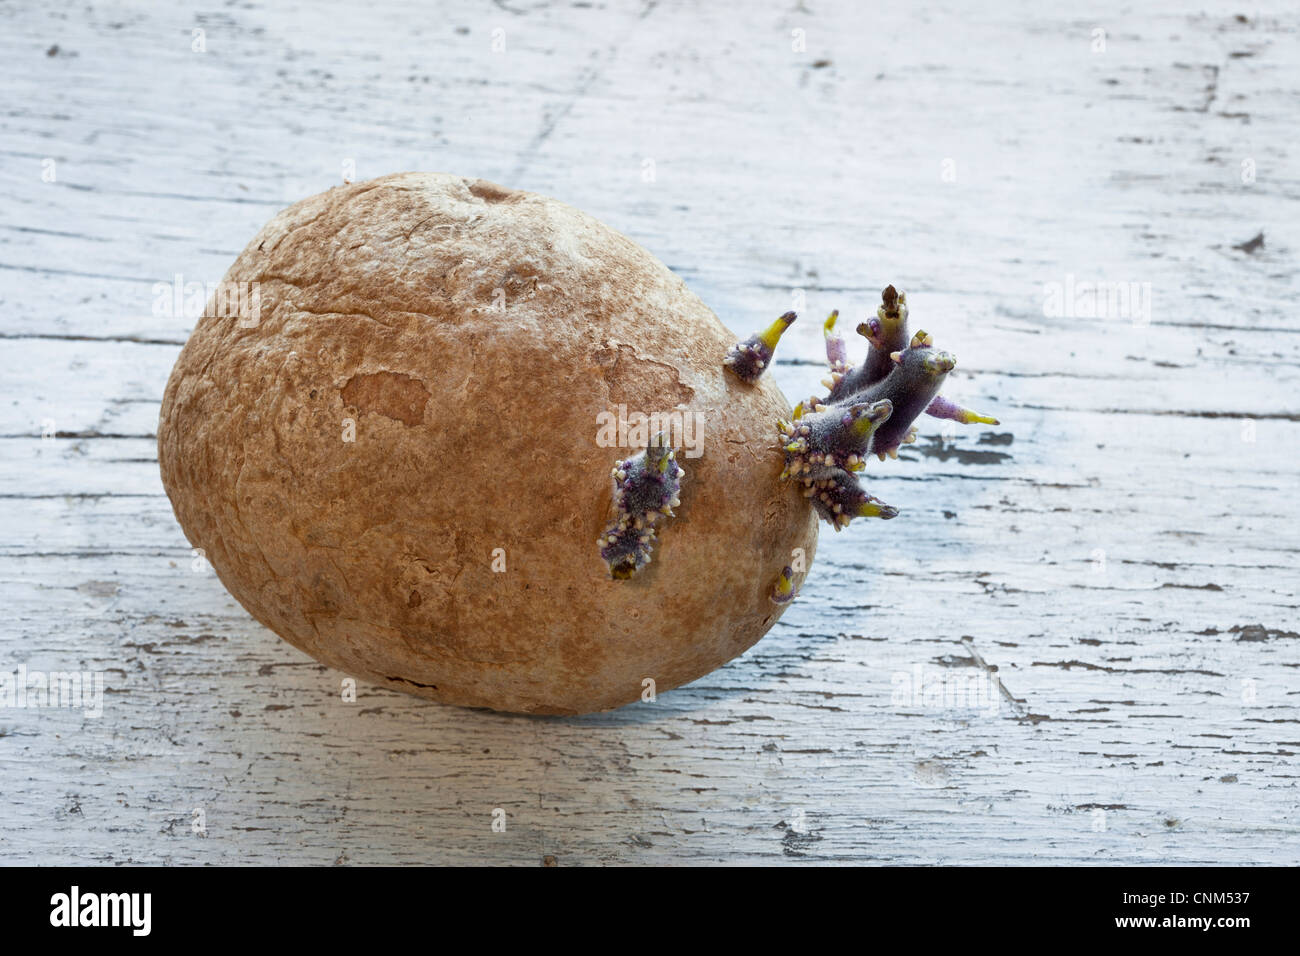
top-left (158, 172), bottom-right (818, 715)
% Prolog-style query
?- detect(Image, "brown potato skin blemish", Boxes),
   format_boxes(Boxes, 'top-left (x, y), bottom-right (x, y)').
top-left (340, 372), bottom-right (430, 426)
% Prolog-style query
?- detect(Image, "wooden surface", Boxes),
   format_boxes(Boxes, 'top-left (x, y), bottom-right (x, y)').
top-left (2, 0), bottom-right (1298, 865)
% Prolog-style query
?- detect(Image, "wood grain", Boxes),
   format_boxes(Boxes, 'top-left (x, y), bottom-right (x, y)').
top-left (1, 0), bottom-right (1296, 864)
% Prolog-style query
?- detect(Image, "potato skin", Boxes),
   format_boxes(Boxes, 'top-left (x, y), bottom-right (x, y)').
top-left (158, 172), bottom-right (818, 714)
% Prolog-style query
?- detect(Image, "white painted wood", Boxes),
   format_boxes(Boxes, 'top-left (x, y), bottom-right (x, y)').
top-left (1, 0), bottom-right (1297, 864)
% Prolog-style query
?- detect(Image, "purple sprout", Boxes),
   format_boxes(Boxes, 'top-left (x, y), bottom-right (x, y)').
top-left (770, 565), bottom-right (798, 605)
top-left (599, 432), bottom-right (685, 579)
top-left (722, 311), bottom-right (797, 383)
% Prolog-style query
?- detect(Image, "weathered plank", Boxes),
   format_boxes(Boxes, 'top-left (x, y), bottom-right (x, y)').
top-left (0, 0), bottom-right (1297, 865)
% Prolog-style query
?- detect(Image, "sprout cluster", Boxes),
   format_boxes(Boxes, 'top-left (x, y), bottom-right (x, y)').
top-left (598, 433), bottom-right (684, 579)
top-left (732, 285), bottom-right (998, 531)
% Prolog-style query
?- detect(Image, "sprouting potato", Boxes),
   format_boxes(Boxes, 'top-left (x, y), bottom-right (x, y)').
top-left (160, 172), bottom-right (997, 714)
